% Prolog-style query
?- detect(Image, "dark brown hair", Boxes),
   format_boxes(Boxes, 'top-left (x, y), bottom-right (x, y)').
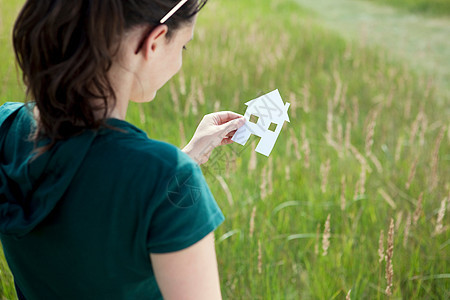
top-left (13, 0), bottom-right (207, 150)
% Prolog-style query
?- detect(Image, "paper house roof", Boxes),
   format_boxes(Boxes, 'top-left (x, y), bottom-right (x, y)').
top-left (244, 89), bottom-right (290, 124)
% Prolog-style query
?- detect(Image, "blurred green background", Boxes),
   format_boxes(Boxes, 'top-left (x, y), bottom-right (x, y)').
top-left (364, 0), bottom-right (450, 16)
top-left (1, 0), bottom-right (449, 299)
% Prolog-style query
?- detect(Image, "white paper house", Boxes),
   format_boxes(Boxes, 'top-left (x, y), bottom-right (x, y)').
top-left (232, 89), bottom-right (290, 156)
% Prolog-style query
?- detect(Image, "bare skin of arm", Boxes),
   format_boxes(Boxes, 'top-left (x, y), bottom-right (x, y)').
top-left (150, 233), bottom-right (222, 300)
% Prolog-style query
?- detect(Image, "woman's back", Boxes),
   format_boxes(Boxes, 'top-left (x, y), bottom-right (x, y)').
top-left (0, 103), bottom-right (224, 299)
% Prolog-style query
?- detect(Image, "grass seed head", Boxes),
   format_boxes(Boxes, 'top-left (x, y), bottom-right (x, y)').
top-left (378, 229), bottom-right (384, 263)
top-left (301, 126), bottom-right (311, 169)
top-left (351, 96), bottom-right (359, 125)
top-left (178, 71), bottom-right (186, 95)
top-left (179, 121), bottom-right (186, 146)
top-left (405, 156), bottom-right (419, 190)
top-left (268, 157), bottom-right (274, 195)
top-left (169, 82), bottom-right (180, 114)
top-left (409, 110), bottom-right (423, 146)
top-left (289, 92), bottom-right (297, 118)
top-left (430, 126), bottom-right (446, 191)
top-left (403, 213), bottom-right (411, 247)
top-left (395, 211), bottom-right (403, 231)
top-left (394, 136), bottom-right (404, 163)
top-left (413, 192), bottom-right (424, 225)
top-left (248, 141), bottom-right (257, 172)
top-left (346, 289), bottom-right (352, 300)
top-left (258, 239), bottom-right (262, 274)
top-left (365, 119), bottom-right (376, 155)
top-left (322, 214), bottom-right (331, 256)
top-left (285, 165), bottom-right (291, 181)
top-left (337, 122), bottom-right (344, 149)
top-left (434, 197), bottom-right (448, 235)
top-left (385, 218), bottom-right (394, 296)
top-left (345, 121), bottom-right (352, 150)
top-left (340, 175), bottom-right (346, 211)
top-left (290, 128), bottom-right (301, 160)
top-left (249, 206), bottom-right (257, 238)
top-left (326, 100), bottom-right (334, 140)
top-left (260, 165), bottom-right (267, 201)
top-left (315, 223), bottom-right (321, 256)
top-left (320, 159), bottom-right (331, 193)
top-left (301, 84), bottom-right (311, 113)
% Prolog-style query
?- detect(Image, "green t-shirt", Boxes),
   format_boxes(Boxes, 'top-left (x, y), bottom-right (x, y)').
top-left (0, 102), bottom-right (224, 299)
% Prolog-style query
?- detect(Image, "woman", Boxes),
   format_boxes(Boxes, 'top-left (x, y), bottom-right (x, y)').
top-left (0, 0), bottom-right (245, 299)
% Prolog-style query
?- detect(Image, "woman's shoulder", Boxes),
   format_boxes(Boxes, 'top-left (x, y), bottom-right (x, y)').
top-left (93, 119), bottom-right (196, 174)
top-left (0, 102), bottom-right (27, 125)
top-left (0, 101), bottom-right (25, 113)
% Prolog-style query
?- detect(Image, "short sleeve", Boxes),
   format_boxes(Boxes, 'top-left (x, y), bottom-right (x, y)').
top-left (146, 159), bottom-right (224, 253)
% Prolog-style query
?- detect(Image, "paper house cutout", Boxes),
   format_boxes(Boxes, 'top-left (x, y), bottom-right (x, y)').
top-left (231, 89), bottom-right (290, 156)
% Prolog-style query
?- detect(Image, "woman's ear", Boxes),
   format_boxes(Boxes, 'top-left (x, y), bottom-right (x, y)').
top-left (142, 25), bottom-right (169, 60)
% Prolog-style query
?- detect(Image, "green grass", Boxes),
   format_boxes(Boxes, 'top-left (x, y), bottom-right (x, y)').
top-left (1, 0), bottom-right (449, 299)
top-left (362, 0), bottom-right (450, 16)
top-left (0, 1), bottom-right (24, 298)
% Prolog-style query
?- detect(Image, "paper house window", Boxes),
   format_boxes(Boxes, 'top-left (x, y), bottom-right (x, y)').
top-left (231, 89), bottom-right (290, 156)
top-left (268, 122), bottom-right (277, 132)
top-left (249, 114), bottom-right (259, 124)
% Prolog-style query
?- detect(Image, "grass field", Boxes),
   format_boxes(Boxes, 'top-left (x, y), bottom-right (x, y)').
top-left (362, 0), bottom-right (450, 16)
top-left (1, 0), bottom-right (449, 299)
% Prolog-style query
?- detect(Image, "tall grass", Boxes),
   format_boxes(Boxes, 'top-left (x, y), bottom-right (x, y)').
top-left (1, 0), bottom-right (449, 299)
top-left (0, 1), bottom-right (24, 298)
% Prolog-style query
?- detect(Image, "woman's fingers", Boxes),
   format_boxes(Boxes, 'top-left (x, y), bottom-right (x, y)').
top-left (219, 116), bottom-right (246, 135)
top-left (225, 129), bottom-right (237, 138)
top-left (184, 112), bottom-right (245, 165)
top-left (212, 111), bottom-right (244, 125)
top-left (220, 137), bottom-right (234, 146)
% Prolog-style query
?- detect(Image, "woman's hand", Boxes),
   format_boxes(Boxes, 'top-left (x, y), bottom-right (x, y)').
top-left (182, 111), bottom-right (246, 165)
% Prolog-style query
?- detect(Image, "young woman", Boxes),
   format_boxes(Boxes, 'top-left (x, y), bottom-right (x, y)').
top-left (0, 0), bottom-right (245, 299)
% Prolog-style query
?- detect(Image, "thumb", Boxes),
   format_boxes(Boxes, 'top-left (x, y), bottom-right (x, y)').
top-left (219, 117), bottom-right (246, 134)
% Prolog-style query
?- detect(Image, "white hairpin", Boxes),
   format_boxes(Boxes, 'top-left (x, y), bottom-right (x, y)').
top-left (160, 0), bottom-right (189, 24)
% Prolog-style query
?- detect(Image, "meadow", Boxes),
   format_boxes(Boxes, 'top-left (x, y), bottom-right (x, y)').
top-left (362, 0), bottom-right (450, 16)
top-left (1, 0), bottom-right (449, 299)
